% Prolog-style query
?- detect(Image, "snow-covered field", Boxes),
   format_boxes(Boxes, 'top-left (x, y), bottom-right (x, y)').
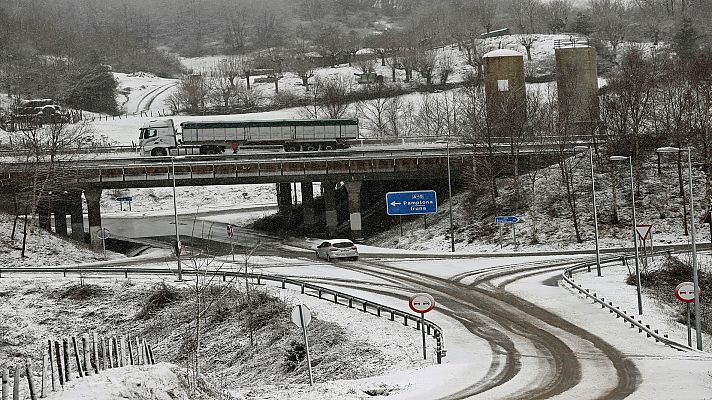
top-left (88, 33), bottom-right (581, 146)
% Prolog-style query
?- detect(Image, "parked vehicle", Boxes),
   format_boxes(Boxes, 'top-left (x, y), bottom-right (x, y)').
top-left (138, 118), bottom-right (359, 156)
top-left (315, 239), bottom-right (359, 261)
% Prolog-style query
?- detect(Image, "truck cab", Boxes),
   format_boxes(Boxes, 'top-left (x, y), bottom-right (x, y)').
top-left (139, 119), bottom-right (178, 156)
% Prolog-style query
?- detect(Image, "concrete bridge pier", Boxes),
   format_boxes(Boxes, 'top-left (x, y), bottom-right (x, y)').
top-left (345, 181), bottom-right (363, 242)
top-left (84, 188), bottom-right (103, 250)
top-left (301, 182), bottom-right (315, 230)
top-left (53, 197), bottom-right (68, 236)
top-left (277, 183), bottom-right (293, 222)
top-left (68, 190), bottom-right (85, 242)
top-left (322, 182), bottom-right (338, 237)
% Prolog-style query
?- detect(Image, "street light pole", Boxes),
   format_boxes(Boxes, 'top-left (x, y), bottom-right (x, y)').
top-left (576, 146), bottom-right (601, 276)
top-left (446, 142), bottom-right (455, 252)
top-left (172, 156), bottom-right (183, 281)
top-left (610, 155), bottom-right (642, 315)
top-left (657, 147), bottom-right (702, 350)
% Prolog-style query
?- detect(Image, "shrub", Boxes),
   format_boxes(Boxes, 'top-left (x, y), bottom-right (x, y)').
top-left (60, 283), bottom-right (105, 300)
top-left (282, 340), bottom-right (307, 372)
top-left (135, 281), bottom-right (181, 320)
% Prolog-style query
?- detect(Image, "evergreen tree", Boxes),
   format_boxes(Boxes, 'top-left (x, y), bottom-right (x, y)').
top-left (63, 63), bottom-right (118, 115)
top-left (673, 17), bottom-right (701, 60)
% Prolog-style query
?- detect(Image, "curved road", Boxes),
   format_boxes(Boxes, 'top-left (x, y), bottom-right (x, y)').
top-left (99, 211), bottom-right (644, 399)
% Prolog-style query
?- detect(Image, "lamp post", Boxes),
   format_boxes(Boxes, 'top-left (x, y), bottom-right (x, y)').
top-left (171, 156), bottom-right (183, 281)
top-left (437, 140), bottom-right (456, 252)
top-left (610, 155), bottom-right (642, 315)
top-left (656, 146), bottom-right (702, 350)
top-left (446, 142), bottom-right (455, 252)
top-left (575, 146), bottom-right (601, 276)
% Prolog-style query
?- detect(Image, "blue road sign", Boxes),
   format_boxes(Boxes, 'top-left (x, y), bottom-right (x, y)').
top-left (495, 216), bottom-right (520, 224)
top-left (386, 191), bottom-right (437, 216)
top-left (116, 196), bottom-right (133, 202)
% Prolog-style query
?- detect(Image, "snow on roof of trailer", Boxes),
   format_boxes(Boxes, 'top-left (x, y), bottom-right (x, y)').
top-left (140, 119), bottom-right (174, 129)
top-left (483, 49), bottom-right (524, 58)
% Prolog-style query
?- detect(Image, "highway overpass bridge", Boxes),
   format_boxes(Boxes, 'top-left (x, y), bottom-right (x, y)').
top-left (0, 144), bottom-right (576, 249)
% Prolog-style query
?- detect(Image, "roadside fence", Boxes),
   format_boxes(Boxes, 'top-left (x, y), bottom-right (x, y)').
top-left (86, 109), bottom-right (174, 122)
top-left (0, 333), bottom-right (156, 400)
top-left (562, 257), bottom-right (695, 352)
top-left (0, 266), bottom-right (447, 364)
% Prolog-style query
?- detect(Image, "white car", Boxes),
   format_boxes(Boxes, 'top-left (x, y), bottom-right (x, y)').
top-left (315, 239), bottom-right (359, 261)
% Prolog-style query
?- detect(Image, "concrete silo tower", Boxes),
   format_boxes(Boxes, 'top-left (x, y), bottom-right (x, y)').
top-left (483, 49), bottom-right (527, 134)
top-left (555, 43), bottom-right (599, 134)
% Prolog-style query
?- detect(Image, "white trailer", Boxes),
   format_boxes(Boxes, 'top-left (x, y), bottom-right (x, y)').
top-left (139, 118), bottom-right (359, 156)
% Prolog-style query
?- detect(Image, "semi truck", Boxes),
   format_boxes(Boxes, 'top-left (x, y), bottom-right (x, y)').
top-left (138, 118), bottom-right (359, 156)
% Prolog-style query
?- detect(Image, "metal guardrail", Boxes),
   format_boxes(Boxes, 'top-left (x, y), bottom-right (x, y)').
top-left (0, 266), bottom-right (447, 363)
top-left (0, 134), bottom-right (596, 162)
top-left (562, 258), bottom-right (695, 352)
top-left (0, 140), bottom-right (591, 170)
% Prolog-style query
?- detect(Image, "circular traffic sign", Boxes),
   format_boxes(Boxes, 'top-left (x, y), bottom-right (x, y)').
top-left (96, 228), bottom-right (110, 240)
top-left (226, 224), bottom-right (234, 239)
top-left (291, 304), bottom-right (312, 328)
top-left (675, 282), bottom-right (701, 303)
top-left (409, 293), bottom-right (435, 313)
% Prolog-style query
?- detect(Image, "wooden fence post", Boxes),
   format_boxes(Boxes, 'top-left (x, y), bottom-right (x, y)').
top-left (25, 359), bottom-right (36, 400)
top-left (92, 332), bottom-right (99, 374)
top-left (2, 367), bottom-right (8, 400)
top-left (109, 338), bottom-right (116, 368)
top-left (99, 336), bottom-right (105, 371)
top-left (40, 354), bottom-right (46, 398)
top-left (71, 337), bottom-right (83, 377)
top-left (61, 339), bottom-right (71, 382)
top-left (53, 341), bottom-right (63, 387)
top-left (47, 340), bottom-right (55, 392)
top-left (12, 364), bottom-right (19, 400)
top-left (82, 335), bottom-right (91, 376)
top-left (147, 345), bottom-right (155, 365)
top-left (119, 337), bottom-right (126, 367)
top-left (136, 337), bottom-right (142, 365)
top-left (104, 337), bottom-right (111, 370)
top-left (127, 338), bottom-right (134, 365)
top-left (143, 341), bottom-right (150, 365)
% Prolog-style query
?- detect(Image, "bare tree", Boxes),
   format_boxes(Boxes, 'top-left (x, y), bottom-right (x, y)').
top-left (476, 0), bottom-right (500, 33)
top-left (459, 81), bottom-right (500, 201)
top-left (290, 55), bottom-right (316, 91)
top-left (542, 0), bottom-right (572, 33)
top-left (509, 0), bottom-right (544, 33)
top-left (601, 49), bottom-right (656, 195)
top-left (208, 56), bottom-right (245, 107)
top-left (301, 75), bottom-right (353, 119)
top-left (9, 122), bottom-right (95, 256)
top-left (354, 58), bottom-right (377, 75)
top-left (171, 73), bottom-right (210, 113)
top-left (591, 0), bottom-right (628, 56)
top-left (414, 49), bottom-right (437, 87)
top-left (520, 35), bottom-right (538, 61)
top-left (356, 83), bottom-right (392, 137)
top-left (221, 0), bottom-right (251, 53)
top-left (384, 95), bottom-right (416, 137)
top-left (415, 92), bottom-right (460, 137)
top-left (315, 21), bottom-right (345, 67)
top-left (437, 52), bottom-right (454, 85)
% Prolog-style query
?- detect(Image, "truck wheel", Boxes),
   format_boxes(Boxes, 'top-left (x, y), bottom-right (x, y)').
top-left (151, 148), bottom-right (167, 156)
top-left (284, 144), bottom-right (299, 152)
top-left (323, 143), bottom-right (336, 151)
top-left (304, 143), bottom-right (318, 151)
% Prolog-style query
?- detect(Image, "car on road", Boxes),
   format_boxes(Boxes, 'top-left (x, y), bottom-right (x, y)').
top-left (315, 239), bottom-right (359, 261)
